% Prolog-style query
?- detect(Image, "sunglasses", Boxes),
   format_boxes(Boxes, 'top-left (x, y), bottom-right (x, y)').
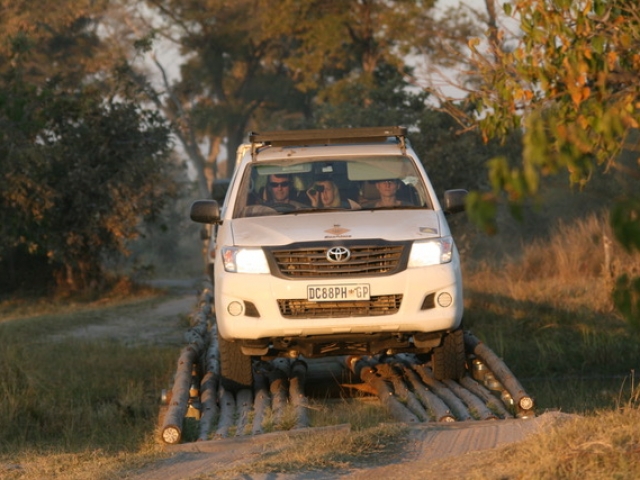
top-left (269, 181), bottom-right (290, 188)
top-left (377, 179), bottom-right (397, 185)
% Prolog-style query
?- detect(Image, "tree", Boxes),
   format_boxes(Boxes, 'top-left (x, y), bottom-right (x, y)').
top-left (268, 0), bottom-right (480, 126)
top-left (412, 104), bottom-right (522, 196)
top-left (0, 75), bottom-right (177, 293)
top-left (308, 63), bottom-right (428, 130)
top-left (0, 0), bottom-right (131, 91)
top-left (129, 0), bottom-right (310, 192)
top-left (0, 2), bottom-right (179, 294)
top-left (132, 0), bottom-right (480, 194)
top-left (461, 0), bottom-right (640, 326)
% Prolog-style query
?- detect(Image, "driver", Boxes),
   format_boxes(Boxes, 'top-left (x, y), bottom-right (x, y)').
top-left (264, 174), bottom-right (305, 209)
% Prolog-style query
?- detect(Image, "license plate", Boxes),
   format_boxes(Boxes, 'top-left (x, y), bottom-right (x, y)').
top-left (307, 284), bottom-right (370, 302)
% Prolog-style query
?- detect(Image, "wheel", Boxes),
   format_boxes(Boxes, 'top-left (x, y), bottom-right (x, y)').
top-left (218, 334), bottom-right (253, 392)
top-left (432, 327), bottom-right (466, 380)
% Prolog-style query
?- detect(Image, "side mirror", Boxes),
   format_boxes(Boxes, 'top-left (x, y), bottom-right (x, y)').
top-left (443, 189), bottom-right (468, 215)
top-left (190, 200), bottom-right (221, 224)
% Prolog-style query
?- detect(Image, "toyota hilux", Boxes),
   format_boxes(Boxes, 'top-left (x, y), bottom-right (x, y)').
top-left (190, 126), bottom-right (468, 391)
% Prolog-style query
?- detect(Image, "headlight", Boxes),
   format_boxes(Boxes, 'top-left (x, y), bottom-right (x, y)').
top-left (221, 246), bottom-right (270, 273)
top-left (408, 236), bottom-right (454, 267)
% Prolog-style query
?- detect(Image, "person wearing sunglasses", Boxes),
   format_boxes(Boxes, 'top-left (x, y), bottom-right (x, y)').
top-left (263, 174), bottom-right (305, 210)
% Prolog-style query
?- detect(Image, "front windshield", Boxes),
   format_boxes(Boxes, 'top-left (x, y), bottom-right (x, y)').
top-left (233, 156), bottom-right (433, 218)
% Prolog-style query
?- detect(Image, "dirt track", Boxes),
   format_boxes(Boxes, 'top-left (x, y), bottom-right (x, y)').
top-left (131, 411), bottom-right (569, 480)
top-left (102, 279), bottom-right (571, 479)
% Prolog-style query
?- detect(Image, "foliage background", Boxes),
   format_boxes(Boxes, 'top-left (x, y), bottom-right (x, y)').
top-left (0, 0), bottom-right (638, 328)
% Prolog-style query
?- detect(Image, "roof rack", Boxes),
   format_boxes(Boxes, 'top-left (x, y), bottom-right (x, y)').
top-left (249, 126), bottom-right (407, 160)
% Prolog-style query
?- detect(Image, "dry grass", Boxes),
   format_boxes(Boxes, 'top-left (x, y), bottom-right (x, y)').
top-left (457, 406), bottom-right (640, 479)
top-left (460, 211), bottom-right (640, 417)
top-left (208, 423), bottom-right (407, 479)
top-left (465, 211), bottom-right (639, 312)
top-left (0, 447), bottom-right (167, 480)
top-left (2, 204), bottom-right (640, 478)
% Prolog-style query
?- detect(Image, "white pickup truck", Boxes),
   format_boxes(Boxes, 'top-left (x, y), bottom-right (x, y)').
top-left (190, 126), bottom-right (468, 391)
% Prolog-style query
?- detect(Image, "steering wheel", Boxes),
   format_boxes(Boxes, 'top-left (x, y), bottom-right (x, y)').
top-left (269, 202), bottom-right (297, 213)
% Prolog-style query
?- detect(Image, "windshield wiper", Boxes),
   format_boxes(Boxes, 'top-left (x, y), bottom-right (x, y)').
top-left (295, 207), bottom-right (351, 214)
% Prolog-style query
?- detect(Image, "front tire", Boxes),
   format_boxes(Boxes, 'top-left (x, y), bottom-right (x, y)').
top-left (432, 327), bottom-right (466, 380)
top-left (218, 334), bottom-right (253, 392)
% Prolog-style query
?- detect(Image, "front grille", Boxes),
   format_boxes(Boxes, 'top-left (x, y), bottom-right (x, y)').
top-left (278, 294), bottom-right (402, 318)
top-left (268, 241), bottom-right (408, 278)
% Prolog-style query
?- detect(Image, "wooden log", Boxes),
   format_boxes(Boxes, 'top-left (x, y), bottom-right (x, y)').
top-left (198, 285), bottom-right (214, 316)
top-left (413, 364), bottom-right (473, 421)
top-left (197, 298), bottom-right (220, 441)
top-left (199, 287), bottom-right (214, 307)
top-left (161, 345), bottom-right (199, 444)
top-left (459, 375), bottom-right (513, 419)
top-left (183, 328), bottom-right (206, 352)
top-left (197, 371), bottom-right (219, 441)
top-left (190, 310), bottom-right (209, 332)
top-left (464, 332), bottom-right (534, 412)
top-left (290, 360), bottom-right (310, 429)
top-left (268, 359), bottom-right (291, 427)
top-left (235, 388), bottom-right (254, 436)
top-left (361, 365), bottom-right (419, 424)
top-left (201, 301), bottom-right (213, 317)
top-left (184, 306), bottom-right (209, 350)
top-left (345, 356), bottom-right (371, 378)
top-left (215, 388), bottom-right (235, 438)
top-left (196, 312), bottom-right (220, 441)
top-left (376, 362), bottom-right (430, 422)
top-left (400, 365), bottom-right (455, 422)
top-left (346, 357), bottom-right (419, 424)
top-left (203, 330), bottom-right (220, 379)
top-left (163, 288), bottom-right (215, 444)
top-left (441, 379), bottom-right (497, 420)
top-left (252, 367), bottom-right (271, 435)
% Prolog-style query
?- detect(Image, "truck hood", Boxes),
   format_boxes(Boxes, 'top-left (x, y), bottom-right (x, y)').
top-left (229, 210), bottom-right (443, 246)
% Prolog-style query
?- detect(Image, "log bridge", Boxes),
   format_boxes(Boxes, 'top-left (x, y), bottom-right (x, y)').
top-left (159, 285), bottom-right (535, 445)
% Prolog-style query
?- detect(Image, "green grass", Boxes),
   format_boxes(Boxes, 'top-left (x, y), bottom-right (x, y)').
top-left (0, 292), bottom-right (180, 479)
top-left (463, 289), bottom-right (640, 412)
top-left (0, 338), bottom-right (175, 453)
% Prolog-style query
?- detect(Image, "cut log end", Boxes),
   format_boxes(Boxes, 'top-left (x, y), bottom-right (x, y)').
top-left (162, 425), bottom-right (181, 444)
top-left (519, 396), bottom-right (534, 411)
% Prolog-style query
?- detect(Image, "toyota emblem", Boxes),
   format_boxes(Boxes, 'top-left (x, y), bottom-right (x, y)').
top-left (326, 246), bottom-right (351, 263)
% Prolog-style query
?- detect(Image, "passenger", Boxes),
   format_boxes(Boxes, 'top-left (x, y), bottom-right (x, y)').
top-left (263, 174), bottom-right (305, 209)
top-left (371, 179), bottom-right (408, 207)
top-left (307, 180), bottom-right (360, 209)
